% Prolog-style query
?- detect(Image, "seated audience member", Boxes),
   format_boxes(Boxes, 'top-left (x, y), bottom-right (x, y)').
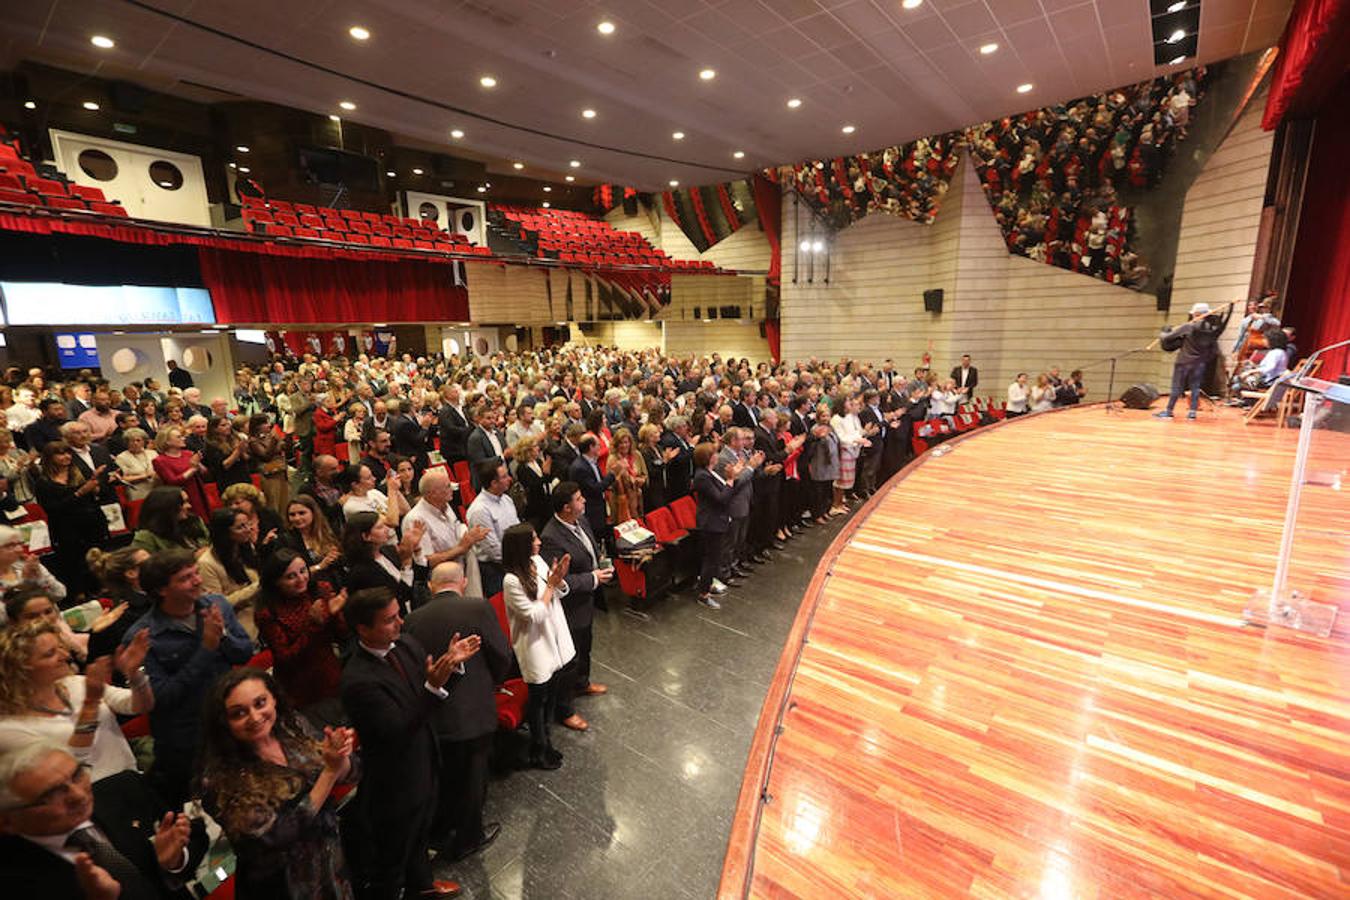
top-left (340, 587), bottom-right (479, 900)
top-left (403, 467), bottom-right (488, 598)
top-left (467, 460), bottom-right (520, 598)
top-left (405, 561), bottom-right (510, 858)
top-left (197, 508), bottom-right (262, 639)
top-left (113, 427), bottom-right (157, 501)
top-left (84, 547), bottom-right (153, 659)
top-left (131, 487), bottom-right (210, 554)
top-left (1007, 373), bottom-right (1030, 416)
top-left (202, 415), bottom-right (251, 491)
top-left (32, 440), bottom-right (111, 597)
top-left (501, 523), bottom-right (574, 770)
top-left (196, 668), bottom-right (359, 899)
top-left (254, 548), bottom-right (349, 726)
top-left (0, 620), bottom-right (151, 782)
top-left (121, 549), bottom-right (254, 806)
top-left (0, 741), bottom-right (205, 899)
top-left (282, 495), bottom-right (345, 591)
top-left (0, 524), bottom-right (66, 614)
top-left (152, 426), bottom-right (211, 520)
top-left (342, 511), bottom-right (422, 614)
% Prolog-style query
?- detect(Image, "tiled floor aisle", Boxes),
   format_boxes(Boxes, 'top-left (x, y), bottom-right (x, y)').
top-left (432, 515), bottom-right (849, 899)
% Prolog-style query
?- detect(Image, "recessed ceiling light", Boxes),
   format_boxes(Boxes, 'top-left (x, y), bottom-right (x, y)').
top-left (699, 68), bottom-right (716, 81)
top-left (1169, 54), bottom-right (1187, 65)
top-left (90, 35), bottom-right (115, 49)
top-left (1016, 83), bottom-right (1033, 94)
top-left (841, 125), bottom-right (856, 134)
top-left (513, 162), bottom-right (524, 170)
top-left (386, 170), bottom-right (396, 177)
top-left (82, 101), bottom-right (100, 111)
top-left (1167, 1), bottom-right (1186, 11)
top-left (339, 100), bottom-right (356, 111)
top-left (979, 42), bottom-right (999, 55)
top-left (672, 131), bottom-right (685, 140)
top-left (480, 75), bottom-right (497, 88)
top-left (569, 160), bottom-right (582, 168)
top-left (669, 180), bottom-right (679, 187)
top-left (786, 98), bottom-right (802, 109)
top-left (542, 186), bottom-right (552, 192)
top-left (412, 167), bottom-right (424, 175)
top-left (237, 167), bottom-right (250, 174)
top-left (733, 150), bottom-right (745, 159)
top-left (565, 175), bottom-right (575, 182)
top-left (582, 108), bottom-right (597, 119)
top-left (329, 114), bottom-right (341, 121)
top-left (349, 25), bottom-right (371, 41)
top-left (477, 186), bottom-right (487, 193)
top-left (23, 100), bottom-right (36, 110)
top-left (229, 162), bottom-right (238, 169)
top-left (902, 0), bottom-right (924, 9)
top-left (1166, 28), bottom-right (1186, 44)
top-left (450, 129), bottom-right (465, 139)
top-left (597, 21), bottom-right (616, 35)
top-left (236, 145), bottom-right (250, 153)
top-left (542, 201), bottom-right (551, 208)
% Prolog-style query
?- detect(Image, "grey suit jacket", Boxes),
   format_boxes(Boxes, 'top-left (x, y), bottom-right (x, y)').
top-left (539, 515), bottom-right (602, 630)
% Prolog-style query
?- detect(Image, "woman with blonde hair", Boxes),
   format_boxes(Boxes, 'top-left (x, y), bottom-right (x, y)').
top-left (512, 435), bottom-right (552, 530)
top-left (0, 426), bottom-right (34, 503)
top-left (113, 426), bottom-right (157, 501)
top-left (342, 402), bottom-right (366, 466)
top-left (153, 424), bottom-right (211, 519)
top-left (1031, 373), bottom-right (1056, 413)
top-left (608, 427), bottom-right (647, 522)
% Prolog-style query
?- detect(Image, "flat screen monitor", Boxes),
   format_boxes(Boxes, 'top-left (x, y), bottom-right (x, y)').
top-left (0, 283), bottom-right (215, 326)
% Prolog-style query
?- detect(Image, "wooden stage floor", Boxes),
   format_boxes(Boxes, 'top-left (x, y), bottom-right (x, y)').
top-left (719, 405), bottom-right (1350, 899)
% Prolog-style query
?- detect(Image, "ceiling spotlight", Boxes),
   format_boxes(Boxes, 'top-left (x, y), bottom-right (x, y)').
top-left (565, 175), bottom-right (575, 182)
top-left (542, 201), bottom-right (551, 208)
top-left (82, 101), bottom-right (100, 111)
top-left (412, 168), bottom-right (425, 175)
top-left (669, 180), bottom-right (680, 187)
top-left (582, 108), bottom-right (597, 119)
top-left (237, 167), bottom-right (251, 174)
top-left (699, 68), bottom-right (716, 81)
top-left (477, 186), bottom-right (487, 193)
top-left (386, 170), bottom-right (396, 177)
top-left (979, 42), bottom-right (999, 55)
top-left (786, 98), bottom-right (802, 109)
top-left (733, 150), bottom-right (745, 159)
top-left (569, 160), bottom-right (581, 168)
top-left (1169, 54), bottom-right (1187, 65)
top-left (1167, 1), bottom-right (1186, 12)
top-left (90, 35), bottom-right (115, 49)
top-left (23, 100), bottom-right (36, 110)
top-left (811, 240), bottom-right (824, 252)
top-left (479, 75), bottom-right (497, 88)
top-left (1016, 83), bottom-right (1033, 94)
top-left (672, 131), bottom-right (685, 140)
top-left (902, 0), bottom-right (924, 9)
top-left (841, 124), bottom-right (856, 134)
top-left (597, 21), bottom-right (616, 35)
top-left (236, 145), bottom-right (250, 153)
top-left (349, 25), bottom-right (370, 41)
top-left (799, 240), bottom-right (811, 252)
top-left (450, 129), bottom-right (465, 139)
top-left (543, 186), bottom-right (552, 192)
top-left (229, 162), bottom-right (237, 169)
top-left (339, 100), bottom-right (356, 111)
top-left (329, 114), bottom-right (341, 121)
top-left (513, 162), bottom-right (524, 170)
top-left (1166, 29), bottom-right (1186, 44)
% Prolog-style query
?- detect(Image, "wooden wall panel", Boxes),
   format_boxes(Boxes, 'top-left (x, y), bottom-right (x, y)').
top-left (664, 320), bottom-right (770, 362)
top-left (465, 261), bottom-right (555, 325)
top-left (604, 204), bottom-right (773, 272)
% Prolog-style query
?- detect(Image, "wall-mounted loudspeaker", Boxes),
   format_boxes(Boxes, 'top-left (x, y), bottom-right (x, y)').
top-left (923, 288), bottom-right (943, 313)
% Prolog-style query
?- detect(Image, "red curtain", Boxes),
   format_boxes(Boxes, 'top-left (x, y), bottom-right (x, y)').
top-left (1262, 0), bottom-right (1350, 130)
top-left (198, 247), bottom-right (469, 324)
top-left (752, 174), bottom-right (782, 286)
top-left (763, 319), bottom-right (782, 364)
top-left (1282, 73), bottom-right (1350, 378)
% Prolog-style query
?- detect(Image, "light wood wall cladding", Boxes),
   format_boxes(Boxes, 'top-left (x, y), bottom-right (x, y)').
top-left (604, 205), bottom-right (774, 273)
top-left (464, 262), bottom-right (557, 325)
top-left (665, 320), bottom-right (770, 363)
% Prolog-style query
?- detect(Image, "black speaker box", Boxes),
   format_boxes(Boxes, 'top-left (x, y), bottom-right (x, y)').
top-left (923, 288), bottom-right (943, 313)
top-left (1120, 383), bottom-right (1160, 409)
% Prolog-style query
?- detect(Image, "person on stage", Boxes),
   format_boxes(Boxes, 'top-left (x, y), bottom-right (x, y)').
top-left (1155, 302), bottom-right (1234, 419)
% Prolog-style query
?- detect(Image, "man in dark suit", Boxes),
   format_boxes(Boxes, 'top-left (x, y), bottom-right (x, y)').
top-left (466, 406), bottom-right (507, 490)
top-left (751, 410), bottom-right (795, 553)
top-left (25, 398), bottom-right (68, 454)
top-left (568, 435), bottom-right (615, 554)
top-left (166, 359), bottom-right (193, 390)
top-left (731, 386), bottom-right (760, 428)
top-left (65, 381), bottom-right (94, 422)
top-left (437, 385), bottom-right (472, 464)
top-left (659, 415), bottom-right (695, 500)
top-left (341, 587), bottom-right (480, 900)
top-left (0, 744), bottom-right (206, 900)
top-left (540, 482), bottom-right (615, 729)
top-left (857, 389), bottom-right (888, 498)
top-left (388, 398), bottom-right (432, 474)
top-left (691, 444), bottom-right (750, 610)
top-left (547, 423), bottom-right (583, 482)
top-left (61, 420), bottom-right (119, 505)
top-left (951, 354), bottom-right (979, 401)
top-left (405, 562), bottom-right (510, 862)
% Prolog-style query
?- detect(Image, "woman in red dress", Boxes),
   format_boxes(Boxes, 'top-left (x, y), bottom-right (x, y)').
top-left (152, 425), bottom-right (211, 520)
top-left (312, 393), bottom-right (342, 459)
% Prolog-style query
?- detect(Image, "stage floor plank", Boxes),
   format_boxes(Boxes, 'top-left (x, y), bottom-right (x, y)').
top-left (721, 406), bottom-right (1350, 899)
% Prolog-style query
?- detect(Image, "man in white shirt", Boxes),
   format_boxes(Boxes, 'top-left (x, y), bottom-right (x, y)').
top-left (404, 468), bottom-right (489, 597)
top-left (466, 461), bottom-right (519, 598)
top-left (505, 402), bottom-right (544, 449)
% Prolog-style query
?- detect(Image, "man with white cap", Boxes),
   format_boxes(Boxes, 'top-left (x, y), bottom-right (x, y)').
top-left (1156, 301), bottom-right (1234, 419)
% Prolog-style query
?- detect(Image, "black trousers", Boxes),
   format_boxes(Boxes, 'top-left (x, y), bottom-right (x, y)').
top-left (358, 799), bottom-right (435, 900)
top-left (556, 622), bottom-right (592, 720)
top-left (859, 450), bottom-right (883, 495)
top-left (750, 478), bottom-right (780, 551)
top-left (433, 732), bottom-right (494, 853)
top-left (810, 479), bottom-right (833, 518)
top-left (525, 670), bottom-right (565, 755)
top-left (696, 528), bottom-right (724, 593)
top-left (479, 560), bottom-right (505, 599)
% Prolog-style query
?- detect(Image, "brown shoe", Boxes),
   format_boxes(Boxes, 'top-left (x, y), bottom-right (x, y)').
top-left (422, 881), bottom-right (462, 897)
top-left (560, 713), bottom-right (589, 731)
top-left (579, 682), bottom-right (609, 696)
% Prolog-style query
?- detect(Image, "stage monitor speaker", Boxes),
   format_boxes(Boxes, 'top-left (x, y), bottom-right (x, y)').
top-left (1120, 383), bottom-right (1160, 409)
top-left (923, 288), bottom-right (943, 313)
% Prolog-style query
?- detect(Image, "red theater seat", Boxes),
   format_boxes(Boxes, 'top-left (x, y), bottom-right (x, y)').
top-left (28, 177), bottom-right (67, 196)
top-left (0, 172), bottom-right (26, 191)
top-left (44, 195), bottom-right (87, 211)
top-left (485, 592), bottom-right (527, 730)
top-left (90, 201), bottom-right (128, 217)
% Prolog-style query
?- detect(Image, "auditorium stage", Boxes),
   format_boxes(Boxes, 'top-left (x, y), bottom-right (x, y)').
top-left (719, 405), bottom-right (1350, 898)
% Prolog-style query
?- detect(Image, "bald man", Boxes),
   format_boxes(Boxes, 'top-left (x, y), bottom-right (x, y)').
top-left (404, 562), bottom-right (511, 861)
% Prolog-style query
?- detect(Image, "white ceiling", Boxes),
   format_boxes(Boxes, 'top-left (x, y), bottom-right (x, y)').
top-left (0, 0), bottom-right (1291, 190)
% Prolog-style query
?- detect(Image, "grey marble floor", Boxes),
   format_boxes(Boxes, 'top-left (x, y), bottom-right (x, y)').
top-left (432, 516), bottom-right (848, 900)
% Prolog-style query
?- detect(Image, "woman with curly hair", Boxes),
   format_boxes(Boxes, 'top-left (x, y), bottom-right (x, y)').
top-left (195, 667), bottom-right (358, 899)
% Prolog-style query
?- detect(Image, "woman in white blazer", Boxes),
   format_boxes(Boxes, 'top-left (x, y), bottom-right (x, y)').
top-left (501, 522), bottom-right (574, 770)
